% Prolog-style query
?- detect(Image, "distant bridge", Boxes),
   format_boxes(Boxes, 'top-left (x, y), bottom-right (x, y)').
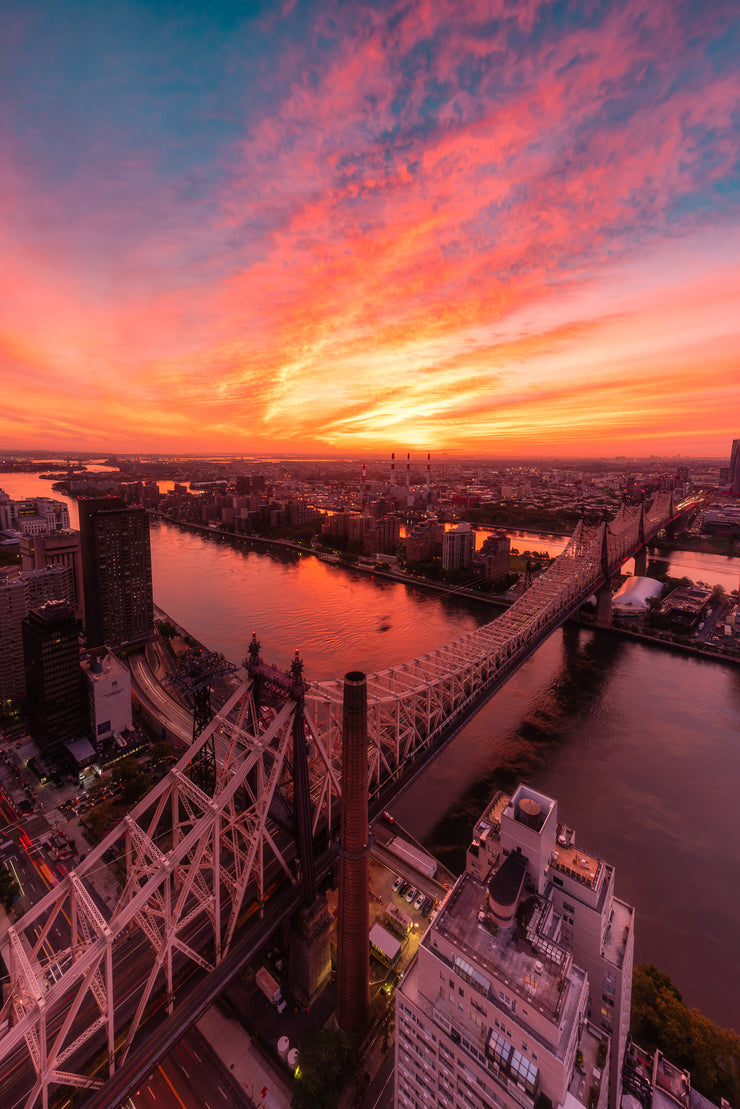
top-left (0, 493), bottom-right (695, 1108)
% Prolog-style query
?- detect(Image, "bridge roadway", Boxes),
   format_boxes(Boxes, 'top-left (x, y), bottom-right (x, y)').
top-left (0, 494), bottom-right (695, 1109)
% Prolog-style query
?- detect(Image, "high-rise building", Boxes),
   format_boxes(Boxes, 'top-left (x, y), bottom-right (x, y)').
top-left (406, 520), bottom-right (444, 563)
top-left (0, 575), bottom-right (29, 699)
top-left (479, 530), bottom-right (511, 579)
top-left (81, 649), bottom-right (132, 742)
top-left (442, 522), bottom-right (475, 572)
top-left (22, 600), bottom-right (88, 760)
top-left (0, 566), bottom-right (77, 700)
top-left (729, 438), bottom-right (740, 495)
top-left (79, 497), bottom-right (154, 649)
top-left (20, 529), bottom-right (84, 623)
top-left (395, 784), bottom-right (634, 1109)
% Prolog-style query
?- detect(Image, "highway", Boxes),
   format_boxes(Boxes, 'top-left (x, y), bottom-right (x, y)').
top-left (128, 650), bottom-right (194, 745)
top-left (127, 1029), bottom-right (255, 1109)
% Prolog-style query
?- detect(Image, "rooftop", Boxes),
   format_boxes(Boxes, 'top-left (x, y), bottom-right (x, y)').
top-left (428, 871), bottom-right (577, 1030)
top-left (550, 841), bottom-right (602, 890)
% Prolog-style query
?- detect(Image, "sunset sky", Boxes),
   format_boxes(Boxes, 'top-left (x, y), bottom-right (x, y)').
top-left (2, 0), bottom-right (738, 458)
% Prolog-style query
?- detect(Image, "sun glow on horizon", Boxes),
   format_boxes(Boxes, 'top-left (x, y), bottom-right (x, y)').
top-left (0, 0), bottom-right (738, 458)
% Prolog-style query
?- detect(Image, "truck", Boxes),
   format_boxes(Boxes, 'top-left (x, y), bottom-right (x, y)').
top-left (386, 835), bottom-right (438, 878)
top-left (384, 901), bottom-right (412, 937)
top-left (256, 967), bottom-right (287, 1012)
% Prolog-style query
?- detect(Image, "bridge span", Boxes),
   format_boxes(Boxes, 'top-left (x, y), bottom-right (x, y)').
top-left (0, 493), bottom-right (694, 1108)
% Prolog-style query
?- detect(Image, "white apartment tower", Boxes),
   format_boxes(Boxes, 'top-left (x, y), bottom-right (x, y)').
top-left (81, 650), bottom-right (132, 741)
top-left (395, 785), bottom-right (634, 1109)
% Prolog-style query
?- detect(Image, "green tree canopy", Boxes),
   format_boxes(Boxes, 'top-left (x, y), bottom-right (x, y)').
top-left (631, 964), bottom-right (740, 1107)
top-left (292, 1027), bottom-right (353, 1109)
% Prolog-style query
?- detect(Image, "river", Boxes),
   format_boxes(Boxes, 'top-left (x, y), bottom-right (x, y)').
top-left (2, 471), bottom-right (739, 1030)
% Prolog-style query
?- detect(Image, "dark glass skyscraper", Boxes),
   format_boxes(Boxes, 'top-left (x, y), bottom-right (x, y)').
top-left (22, 600), bottom-right (88, 759)
top-left (730, 438), bottom-right (740, 495)
top-left (79, 497), bottom-right (154, 650)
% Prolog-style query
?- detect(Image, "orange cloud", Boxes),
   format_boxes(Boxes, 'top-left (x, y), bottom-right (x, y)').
top-left (0, 0), bottom-right (737, 456)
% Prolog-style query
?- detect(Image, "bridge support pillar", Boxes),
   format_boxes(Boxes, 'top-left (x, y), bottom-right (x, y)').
top-left (336, 671), bottom-right (370, 1036)
top-left (596, 583), bottom-right (613, 625)
top-left (289, 895), bottom-right (332, 1008)
top-left (633, 546), bottom-right (648, 576)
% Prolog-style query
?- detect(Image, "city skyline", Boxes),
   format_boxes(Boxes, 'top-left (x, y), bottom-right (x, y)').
top-left (2, 0), bottom-right (739, 458)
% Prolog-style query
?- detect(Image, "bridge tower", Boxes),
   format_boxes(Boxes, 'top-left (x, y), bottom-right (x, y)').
top-left (245, 634), bottom-right (332, 1005)
top-left (596, 518), bottom-right (613, 624)
top-left (665, 490), bottom-right (679, 540)
top-left (164, 647), bottom-right (237, 793)
top-left (633, 500), bottom-right (648, 576)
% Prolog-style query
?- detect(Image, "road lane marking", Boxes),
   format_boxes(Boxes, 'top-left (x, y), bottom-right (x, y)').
top-left (159, 1065), bottom-right (188, 1109)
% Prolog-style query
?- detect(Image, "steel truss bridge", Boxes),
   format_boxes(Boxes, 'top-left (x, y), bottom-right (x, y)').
top-left (0, 493), bottom-right (693, 1108)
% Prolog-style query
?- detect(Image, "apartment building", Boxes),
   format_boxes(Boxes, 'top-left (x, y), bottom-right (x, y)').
top-left (396, 784), bottom-right (633, 1109)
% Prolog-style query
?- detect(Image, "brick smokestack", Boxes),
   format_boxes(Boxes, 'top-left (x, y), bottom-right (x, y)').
top-left (390, 452), bottom-right (395, 487)
top-left (335, 671), bottom-right (370, 1034)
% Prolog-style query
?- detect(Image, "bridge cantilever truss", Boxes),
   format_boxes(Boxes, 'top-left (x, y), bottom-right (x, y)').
top-left (0, 492), bottom-right (693, 1108)
top-left (305, 491), bottom-right (687, 796)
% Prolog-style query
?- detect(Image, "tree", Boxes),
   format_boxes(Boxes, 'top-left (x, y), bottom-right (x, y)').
top-left (150, 740), bottom-right (174, 763)
top-left (84, 800), bottom-right (115, 843)
top-left (292, 1028), bottom-right (353, 1109)
top-left (113, 757), bottom-right (149, 805)
top-left (631, 964), bottom-right (740, 1107)
top-left (0, 865), bottom-right (19, 911)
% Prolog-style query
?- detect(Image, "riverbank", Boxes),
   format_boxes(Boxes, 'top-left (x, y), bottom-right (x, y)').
top-left (150, 512), bottom-right (740, 670)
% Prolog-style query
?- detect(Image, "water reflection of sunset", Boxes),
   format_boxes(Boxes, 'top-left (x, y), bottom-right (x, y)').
top-left (2, 1), bottom-right (738, 456)
top-left (149, 521), bottom-right (488, 676)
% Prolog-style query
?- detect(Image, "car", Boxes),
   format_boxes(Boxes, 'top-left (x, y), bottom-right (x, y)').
top-left (414, 891), bottom-right (425, 911)
top-left (383, 810), bottom-right (395, 825)
top-left (405, 886), bottom-right (417, 903)
top-left (392, 876), bottom-right (403, 892)
top-left (421, 898), bottom-right (433, 917)
top-left (399, 881), bottom-right (409, 896)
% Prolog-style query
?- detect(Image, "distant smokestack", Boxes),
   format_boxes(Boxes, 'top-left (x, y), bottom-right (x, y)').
top-left (390, 452), bottom-right (395, 487)
top-left (361, 462), bottom-right (366, 506)
top-left (335, 672), bottom-right (370, 1034)
top-left (426, 452), bottom-right (431, 500)
top-left (406, 453), bottom-right (410, 491)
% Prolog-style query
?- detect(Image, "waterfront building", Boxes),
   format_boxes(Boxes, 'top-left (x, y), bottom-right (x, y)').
top-left (395, 784), bottom-right (634, 1109)
top-left (479, 530), bottom-right (511, 579)
top-left (79, 497), bottom-right (154, 650)
top-left (442, 523), bottom-right (475, 572)
top-left (22, 600), bottom-right (88, 760)
top-left (81, 649), bottom-right (132, 742)
top-left (364, 513), bottom-right (402, 557)
top-left (406, 520), bottom-right (444, 563)
top-left (0, 495), bottom-right (70, 535)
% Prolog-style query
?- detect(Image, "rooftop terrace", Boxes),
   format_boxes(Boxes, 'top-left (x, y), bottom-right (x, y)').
top-left (430, 872), bottom-right (577, 1030)
top-left (550, 842), bottom-right (602, 890)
